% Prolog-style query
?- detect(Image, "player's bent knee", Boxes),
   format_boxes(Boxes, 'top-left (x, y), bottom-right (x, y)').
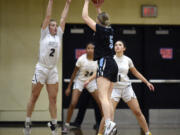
top-left (133, 110), bottom-right (142, 117)
top-left (49, 96), bottom-right (57, 104)
top-left (70, 102), bottom-right (77, 108)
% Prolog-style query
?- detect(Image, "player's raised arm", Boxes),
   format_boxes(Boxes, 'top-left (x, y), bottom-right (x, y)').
top-left (94, 0), bottom-right (103, 14)
top-left (59, 0), bottom-right (71, 32)
top-left (42, 0), bottom-right (53, 29)
top-left (82, 0), bottom-right (97, 31)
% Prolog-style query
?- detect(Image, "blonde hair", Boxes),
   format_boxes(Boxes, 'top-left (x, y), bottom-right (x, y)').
top-left (97, 12), bottom-right (110, 26)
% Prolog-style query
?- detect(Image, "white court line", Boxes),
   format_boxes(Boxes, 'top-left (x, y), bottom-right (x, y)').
top-left (64, 79), bottom-right (180, 83)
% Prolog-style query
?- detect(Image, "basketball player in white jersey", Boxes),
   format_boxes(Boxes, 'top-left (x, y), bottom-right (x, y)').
top-left (62, 43), bottom-right (102, 133)
top-left (97, 41), bottom-right (155, 135)
top-left (23, 0), bottom-right (71, 135)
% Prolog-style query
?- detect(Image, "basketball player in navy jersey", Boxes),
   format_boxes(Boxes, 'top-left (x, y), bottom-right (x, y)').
top-left (82, 0), bottom-right (118, 135)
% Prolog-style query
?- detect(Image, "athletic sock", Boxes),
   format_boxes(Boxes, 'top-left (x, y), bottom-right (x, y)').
top-left (65, 123), bottom-right (70, 126)
top-left (145, 131), bottom-right (151, 135)
top-left (105, 119), bottom-right (111, 126)
top-left (52, 119), bottom-right (57, 125)
top-left (25, 117), bottom-right (31, 123)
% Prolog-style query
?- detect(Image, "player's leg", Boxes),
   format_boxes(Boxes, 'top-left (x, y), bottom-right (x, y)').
top-left (121, 86), bottom-right (151, 135)
top-left (90, 90), bottom-right (102, 129)
top-left (98, 97), bottom-right (119, 135)
top-left (62, 89), bottom-right (82, 133)
top-left (46, 67), bottom-right (59, 135)
top-left (24, 66), bottom-right (45, 135)
top-left (127, 98), bottom-right (151, 135)
top-left (71, 90), bottom-right (90, 128)
top-left (97, 77), bottom-right (116, 135)
top-left (24, 83), bottom-right (44, 135)
top-left (27, 83), bottom-right (44, 118)
top-left (46, 83), bottom-right (59, 135)
top-left (66, 89), bottom-right (81, 123)
top-left (88, 80), bottom-right (103, 116)
top-left (47, 83), bottom-right (58, 119)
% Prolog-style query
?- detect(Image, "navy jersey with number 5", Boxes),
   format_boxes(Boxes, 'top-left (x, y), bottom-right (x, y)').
top-left (94, 24), bottom-right (114, 60)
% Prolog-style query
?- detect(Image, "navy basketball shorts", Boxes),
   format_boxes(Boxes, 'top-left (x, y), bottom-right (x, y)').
top-left (97, 56), bottom-right (118, 82)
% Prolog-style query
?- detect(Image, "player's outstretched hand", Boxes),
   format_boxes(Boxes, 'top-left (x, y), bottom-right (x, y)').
top-left (65, 87), bottom-right (71, 96)
top-left (84, 80), bottom-right (90, 88)
top-left (147, 82), bottom-right (155, 91)
top-left (66, 0), bottom-right (71, 4)
top-left (92, 0), bottom-right (104, 8)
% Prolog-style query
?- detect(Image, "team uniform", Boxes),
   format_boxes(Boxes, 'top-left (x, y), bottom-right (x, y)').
top-left (32, 26), bottom-right (63, 84)
top-left (73, 54), bottom-right (98, 93)
top-left (111, 55), bottom-right (137, 103)
top-left (94, 24), bottom-right (118, 82)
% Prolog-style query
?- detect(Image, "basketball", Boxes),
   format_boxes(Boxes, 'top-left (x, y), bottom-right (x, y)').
top-left (92, 0), bottom-right (104, 4)
top-left (92, 0), bottom-right (98, 4)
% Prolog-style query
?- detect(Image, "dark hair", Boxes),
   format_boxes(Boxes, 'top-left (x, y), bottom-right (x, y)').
top-left (97, 12), bottom-right (110, 26)
top-left (115, 40), bottom-right (126, 48)
top-left (86, 42), bottom-right (95, 49)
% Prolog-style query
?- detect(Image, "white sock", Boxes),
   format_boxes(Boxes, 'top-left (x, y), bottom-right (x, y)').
top-left (52, 119), bottom-right (57, 125)
top-left (145, 131), bottom-right (151, 135)
top-left (105, 119), bottom-right (111, 126)
top-left (65, 123), bottom-right (70, 126)
top-left (25, 117), bottom-right (31, 123)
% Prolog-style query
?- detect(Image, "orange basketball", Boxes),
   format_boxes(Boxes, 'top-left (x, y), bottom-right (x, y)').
top-left (92, 0), bottom-right (104, 4)
top-left (92, 0), bottom-right (98, 4)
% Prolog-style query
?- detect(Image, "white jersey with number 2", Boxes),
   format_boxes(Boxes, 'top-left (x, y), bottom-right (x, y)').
top-left (38, 26), bottom-right (63, 68)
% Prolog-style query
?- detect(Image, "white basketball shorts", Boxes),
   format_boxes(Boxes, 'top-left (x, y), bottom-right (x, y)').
top-left (32, 64), bottom-right (58, 84)
top-left (73, 79), bottom-right (97, 93)
top-left (111, 85), bottom-right (137, 103)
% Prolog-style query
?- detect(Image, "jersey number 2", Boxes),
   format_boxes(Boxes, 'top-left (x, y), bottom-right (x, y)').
top-left (49, 48), bottom-right (55, 57)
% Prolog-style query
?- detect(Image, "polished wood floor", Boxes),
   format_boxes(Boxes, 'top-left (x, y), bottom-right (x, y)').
top-left (0, 126), bottom-right (180, 135)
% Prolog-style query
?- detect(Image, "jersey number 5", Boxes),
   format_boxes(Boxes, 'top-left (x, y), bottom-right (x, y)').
top-left (49, 48), bottom-right (55, 57)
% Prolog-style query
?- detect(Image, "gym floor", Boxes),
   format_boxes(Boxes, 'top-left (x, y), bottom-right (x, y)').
top-left (0, 126), bottom-right (180, 135)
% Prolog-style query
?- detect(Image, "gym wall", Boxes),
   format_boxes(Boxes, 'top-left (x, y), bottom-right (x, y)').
top-left (0, 0), bottom-right (180, 122)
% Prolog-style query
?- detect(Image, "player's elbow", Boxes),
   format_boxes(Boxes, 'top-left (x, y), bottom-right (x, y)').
top-left (82, 15), bottom-right (89, 23)
top-left (82, 12), bottom-right (87, 19)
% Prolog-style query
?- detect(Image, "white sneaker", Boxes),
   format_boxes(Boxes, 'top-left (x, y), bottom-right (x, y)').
top-left (23, 122), bottom-right (31, 135)
top-left (146, 132), bottom-right (152, 135)
top-left (110, 127), bottom-right (117, 135)
top-left (104, 121), bottom-right (116, 135)
top-left (62, 124), bottom-right (70, 134)
top-left (48, 122), bottom-right (58, 135)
